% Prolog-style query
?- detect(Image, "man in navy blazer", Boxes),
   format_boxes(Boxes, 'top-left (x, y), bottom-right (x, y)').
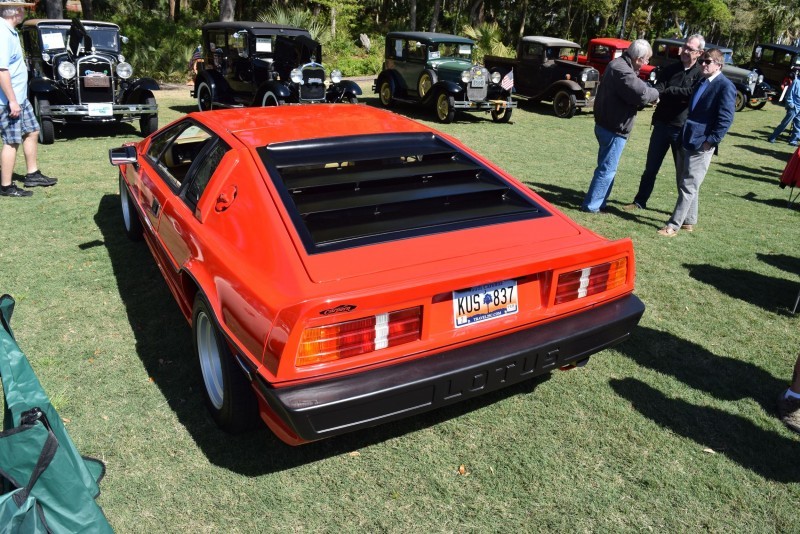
top-left (658, 48), bottom-right (736, 236)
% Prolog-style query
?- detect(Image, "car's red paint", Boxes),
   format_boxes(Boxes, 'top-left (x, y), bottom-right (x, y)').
top-left (111, 104), bottom-right (644, 444)
top-left (579, 37), bottom-right (656, 81)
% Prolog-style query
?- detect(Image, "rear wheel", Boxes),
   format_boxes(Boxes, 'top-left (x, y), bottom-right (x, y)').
top-left (379, 80), bottom-right (393, 107)
top-left (139, 95), bottom-right (158, 136)
top-left (34, 97), bottom-right (55, 145)
top-left (435, 93), bottom-right (455, 123)
top-left (553, 90), bottom-right (577, 118)
top-left (747, 99), bottom-right (767, 110)
top-left (193, 295), bottom-right (258, 433)
top-left (197, 81), bottom-right (213, 111)
top-left (119, 174), bottom-right (143, 241)
top-left (491, 106), bottom-right (513, 123)
top-left (734, 90), bottom-right (746, 112)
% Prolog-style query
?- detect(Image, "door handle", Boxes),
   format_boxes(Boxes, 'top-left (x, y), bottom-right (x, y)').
top-left (150, 198), bottom-right (160, 218)
top-left (215, 185), bottom-right (238, 212)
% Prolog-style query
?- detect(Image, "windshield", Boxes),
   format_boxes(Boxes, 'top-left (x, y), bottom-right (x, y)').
top-left (428, 42), bottom-right (472, 60)
top-left (39, 25), bottom-right (120, 52)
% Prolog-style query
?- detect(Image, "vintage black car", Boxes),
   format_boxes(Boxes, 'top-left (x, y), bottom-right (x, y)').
top-left (191, 21), bottom-right (361, 110)
top-left (22, 19), bottom-right (159, 144)
top-left (373, 31), bottom-right (516, 123)
top-left (749, 43), bottom-right (800, 93)
top-left (484, 36), bottom-right (600, 119)
top-left (651, 38), bottom-right (773, 111)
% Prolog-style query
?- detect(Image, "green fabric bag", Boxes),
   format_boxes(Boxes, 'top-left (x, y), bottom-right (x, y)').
top-left (0, 294), bottom-right (113, 533)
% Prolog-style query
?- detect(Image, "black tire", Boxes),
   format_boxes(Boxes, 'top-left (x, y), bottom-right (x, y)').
top-left (435, 92), bottom-right (455, 123)
top-left (378, 80), bottom-right (393, 107)
top-left (348, 96), bottom-right (359, 104)
top-left (34, 97), bottom-right (55, 145)
top-left (197, 81), bottom-right (213, 111)
top-left (119, 173), bottom-right (143, 241)
top-left (734, 90), bottom-right (746, 112)
top-left (261, 90), bottom-right (284, 107)
top-left (193, 295), bottom-right (258, 433)
top-left (553, 90), bottom-right (577, 118)
top-left (491, 106), bottom-right (513, 123)
top-left (139, 95), bottom-right (158, 136)
top-left (418, 70), bottom-right (436, 98)
top-left (748, 100), bottom-right (768, 110)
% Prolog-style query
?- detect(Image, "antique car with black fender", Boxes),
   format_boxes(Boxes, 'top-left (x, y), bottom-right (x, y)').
top-left (21, 18), bottom-right (159, 144)
top-left (192, 21), bottom-right (361, 109)
top-left (373, 31), bottom-right (516, 123)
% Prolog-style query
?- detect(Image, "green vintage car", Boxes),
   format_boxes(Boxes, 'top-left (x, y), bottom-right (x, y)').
top-left (373, 31), bottom-right (516, 123)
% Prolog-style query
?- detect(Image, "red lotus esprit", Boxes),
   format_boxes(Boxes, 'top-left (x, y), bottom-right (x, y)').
top-left (109, 104), bottom-right (644, 445)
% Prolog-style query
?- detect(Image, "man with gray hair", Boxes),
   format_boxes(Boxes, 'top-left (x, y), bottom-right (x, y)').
top-left (0, 3), bottom-right (57, 198)
top-left (582, 39), bottom-right (659, 213)
top-left (626, 34), bottom-right (705, 211)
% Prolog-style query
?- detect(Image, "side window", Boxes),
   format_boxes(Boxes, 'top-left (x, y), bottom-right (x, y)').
top-left (522, 44), bottom-right (543, 60)
top-left (407, 41), bottom-right (426, 61)
top-left (146, 121), bottom-right (214, 190)
top-left (592, 45), bottom-right (610, 60)
top-left (185, 141), bottom-right (229, 206)
top-left (388, 38), bottom-right (403, 59)
top-left (762, 48), bottom-right (775, 63)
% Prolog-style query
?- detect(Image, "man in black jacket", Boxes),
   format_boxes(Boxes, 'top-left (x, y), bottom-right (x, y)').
top-left (625, 34), bottom-right (705, 211)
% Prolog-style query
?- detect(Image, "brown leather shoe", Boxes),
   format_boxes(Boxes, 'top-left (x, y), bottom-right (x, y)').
top-left (623, 203), bottom-right (642, 211)
top-left (657, 226), bottom-right (678, 237)
top-left (681, 224), bottom-right (694, 232)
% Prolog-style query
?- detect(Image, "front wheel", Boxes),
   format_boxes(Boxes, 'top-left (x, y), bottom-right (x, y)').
top-left (197, 81), bottom-right (213, 111)
top-left (261, 90), bottom-right (284, 107)
top-left (119, 174), bottom-right (143, 241)
top-left (435, 93), bottom-right (455, 123)
top-left (418, 70), bottom-right (436, 98)
top-left (193, 295), bottom-right (258, 433)
top-left (139, 95), bottom-right (158, 136)
top-left (34, 97), bottom-right (55, 145)
top-left (734, 90), bottom-right (746, 112)
top-left (553, 90), bottom-right (577, 118)
top-left (348, 96), bottom-right (359, 104)
top-left (491, 106), bottom-right (513, 123)
top-left (747, 100), bottom-right (768, 110)
top-left (378, 80), bottom-right (393, 107)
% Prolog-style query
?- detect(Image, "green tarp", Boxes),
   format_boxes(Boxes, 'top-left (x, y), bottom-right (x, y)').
top-left (0, 294), bottom-right (113, 533)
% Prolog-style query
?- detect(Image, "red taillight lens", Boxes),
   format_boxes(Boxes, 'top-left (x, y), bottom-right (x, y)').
top-left (555, 258), bottom-right (627, 305)
top-left (296, 307), bottom-right (422, 367)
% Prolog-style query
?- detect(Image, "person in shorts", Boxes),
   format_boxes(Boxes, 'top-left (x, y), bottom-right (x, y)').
top-left (0, 4), bottom-right (57, 198)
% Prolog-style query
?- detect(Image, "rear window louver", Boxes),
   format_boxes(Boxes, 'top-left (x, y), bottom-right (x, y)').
top-left (258, 133), bottom-right (549, 254)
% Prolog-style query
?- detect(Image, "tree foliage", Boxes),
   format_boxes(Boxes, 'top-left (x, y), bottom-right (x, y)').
top-left (35, 0), bottom-right (800, 82)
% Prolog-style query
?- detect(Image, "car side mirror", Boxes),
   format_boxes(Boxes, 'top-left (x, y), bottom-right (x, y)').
top-left (120, 35), bottom-right (129, 45)
top-left (109, 145), bottom-right (138, 169)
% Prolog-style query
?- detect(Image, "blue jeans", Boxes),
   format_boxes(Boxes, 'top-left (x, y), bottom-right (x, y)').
top-left (633, 121), bottom-right (682, 209)
top-left (769, 106), bottom-right (799, 142)
top-left (582, 124), bottom-right (627, 212)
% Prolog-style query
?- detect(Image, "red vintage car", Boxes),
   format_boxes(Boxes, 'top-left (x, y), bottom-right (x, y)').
top-left (109, 105), bottom-right (644, 445)
top-left (578, 37), bottom-right (656, 82)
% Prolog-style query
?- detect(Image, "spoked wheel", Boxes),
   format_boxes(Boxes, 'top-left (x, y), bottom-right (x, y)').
top-left (747, 99), bottom-right (767, 110)
top-left (418, 71), bottom-right (435, 98)
top-left (34, 97), bottom-right (55, 144)
top-left (379, 81), bottom-right (393, 107)
top-left (193, 295), bottom-right (258, 433)
top-left (435, 93), bottom-right (455, 123)
top-left (734, 90), bottom-right (746, 112)
top-left (261, 91), bottom-right (284, 107)
top-left (553, 90), bottom-right (577, 118)
top-left (119, 174), bottom-right (143, 241)
top-left (197, 81), bottom-right (213, 111)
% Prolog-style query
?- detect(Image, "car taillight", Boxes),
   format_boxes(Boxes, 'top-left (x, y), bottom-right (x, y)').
top-left (554, 258), bottom-right (627, 305)
top-left (296, 307), bottom-right (422, 367)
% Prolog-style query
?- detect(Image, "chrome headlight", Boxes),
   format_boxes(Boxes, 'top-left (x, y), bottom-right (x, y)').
top-left (118, 54), bottom-right (125, 63)
top-left (116, 62), bottom-right (133, 79)
top-left (580, 71), bottom-right (589, 82)
top-left (491, 71), bottom-right (501, 84)
top-left (461, 70), bottom-right (472, 83)
top-left (748, 71), bottom-right (758, 83)
top-left (290, 68), bottom-right (303, 84)
top-left (649, 70), bottom-right (657, 82)
top-left (330, 69), bottom-right (342, 84)
top-left (57, 61), bottom-right (76, 80)
top-left (42, 53), bottom-right (50, 62)
top-left (758, 74), bottom-right (764, 84)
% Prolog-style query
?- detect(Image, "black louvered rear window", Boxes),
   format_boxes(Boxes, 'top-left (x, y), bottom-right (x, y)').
top-left (257, 133), bottom-right (550, 254)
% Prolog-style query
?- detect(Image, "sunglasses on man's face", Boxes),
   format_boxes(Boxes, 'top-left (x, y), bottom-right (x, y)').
top-left (699, 59), bottom-right (718, 65)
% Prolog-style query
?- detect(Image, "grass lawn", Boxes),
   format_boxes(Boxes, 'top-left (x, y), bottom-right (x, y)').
top-left (1, 84), bottom-right (799, 532)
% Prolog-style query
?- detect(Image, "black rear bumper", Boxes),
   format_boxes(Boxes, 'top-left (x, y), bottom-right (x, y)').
top-left (255, 294), bottom-right (645, 442)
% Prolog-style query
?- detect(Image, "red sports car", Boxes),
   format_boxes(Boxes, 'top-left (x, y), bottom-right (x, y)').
top-left (109, 105), bottom-right (644, 445)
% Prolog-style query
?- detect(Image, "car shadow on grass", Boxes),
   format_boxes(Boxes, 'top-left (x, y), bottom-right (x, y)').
top-left (360, 95), bottom-right (518, 125)
top-left (684, 263), bottom-right (797, 315)
top-left (93, 192), bottom-right (554, 474)
top-left (609, 377), bottom-right (800, 482)
top-left (51, 121), bottom-right (146, 143)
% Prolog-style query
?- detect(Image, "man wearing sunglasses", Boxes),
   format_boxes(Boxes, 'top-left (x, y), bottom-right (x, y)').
top-left (626, 35), bottom-right (705, 211)
top-left (658, 48), bottom-right (736, 236)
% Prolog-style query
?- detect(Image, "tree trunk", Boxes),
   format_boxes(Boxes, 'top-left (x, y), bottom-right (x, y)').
top-left (410, 0), bottom-right (416, 31)
top-left (469, 0), bottom-right (484, 27)
top-left (517, 0), bottom-right (528, 41)
top-left (220, 0), bottom-right (235, 22)
top-left (80, 0), bottom-right (92, 19)
top-left (331, 7), bottom-right (337, 40)
top-left (429, 0), bottom-right (441, 32)
top-left (44, 0), bottom-right (62, 18)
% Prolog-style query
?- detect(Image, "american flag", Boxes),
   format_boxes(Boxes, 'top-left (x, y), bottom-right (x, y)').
top-left (188, 46), bottom-right (203, 70)
top-left (501, 69), bottom-right (514, 91)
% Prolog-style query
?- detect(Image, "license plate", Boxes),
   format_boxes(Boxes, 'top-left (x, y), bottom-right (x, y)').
top-left (88, 103), bottom-right (113, 116)
top-left (453, 279), bottom-right (518, 328)
top-left (471, 77), bottom-right (485, 88)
